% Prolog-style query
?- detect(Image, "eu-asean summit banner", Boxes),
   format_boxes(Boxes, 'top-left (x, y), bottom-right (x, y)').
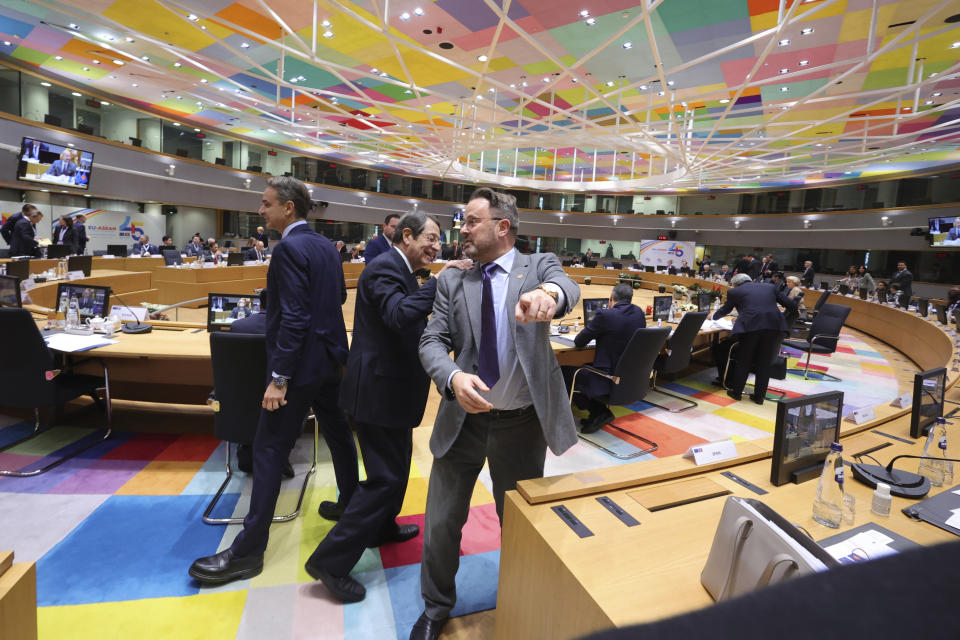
top-left (636, 240), bottom-right (696, 268)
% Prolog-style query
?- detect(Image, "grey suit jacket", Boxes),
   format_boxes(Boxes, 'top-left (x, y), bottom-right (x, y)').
top-left (419, 250), bottom-right (581, 458)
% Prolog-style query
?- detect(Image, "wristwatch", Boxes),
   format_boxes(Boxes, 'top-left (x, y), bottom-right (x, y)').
top-left (537, 284), bottom-right (559, 302)
top-left (271, 374), bottom-right (289, 389)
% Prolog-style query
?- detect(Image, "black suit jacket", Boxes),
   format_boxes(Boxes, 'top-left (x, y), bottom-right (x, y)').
top-left (230, 312), bottom-right (266, 334)
top-left (713, 282), bottom-right (796, 335)
top-left (339, 247), bottom-right (438, 428)
top-left (574, 302), bottom-right (647, 398)
top-left (758, 260), bottom-right (778, 280)
top-left (73, 221), bottom-right (87, 253)
top-left (1, 212), bottom-right (23, 245)
top-left (52, 224), bottom-right (76, 251)
top-left (363, 234), bottom-right (391, 264)
top-left (802, 266), bottom-right (815, 287)
top-left (265, 224), bottom-right (348, 386)
top-left (10, 218), bottom-right (38, 256)
top-left (890, 269), bottom-right (913, 301)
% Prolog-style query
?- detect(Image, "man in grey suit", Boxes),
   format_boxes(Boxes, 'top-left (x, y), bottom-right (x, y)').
top-left (412, 188), bottom-right (580, 640)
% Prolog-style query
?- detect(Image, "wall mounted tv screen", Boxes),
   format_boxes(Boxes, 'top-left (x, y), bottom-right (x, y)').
top-left (18, 137), bottom-right (94, 190)
top-left (928, 216), bottom-right (960, 247)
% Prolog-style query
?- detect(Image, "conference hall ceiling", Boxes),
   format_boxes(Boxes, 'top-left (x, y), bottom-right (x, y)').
top-left (1, 0), bottom-right (959, 192)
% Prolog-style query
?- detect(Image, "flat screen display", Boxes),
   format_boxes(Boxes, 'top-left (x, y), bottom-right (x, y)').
top-left (652, 295), bottom-right (673, 322)
top-left (911, 367), bottom-right (946, 439)
top-left (582, 298), bottom-right (607, 325)
top-left (207, 293), bottom-right (262, 332)
top-left (928, 216), bottom-right (960, 247)
top-left (68, 255), bottom-right (92, 277)
top-left (55, 283), bottom-right (110, 319)
top-left (4, 260), bottom-right (29, 280)
top-left (0, 274), bottom-right (21, 308)
top-left (698, 292), bottom-right (712, 312)
top-left (770, 390), bottom-right (844, 486)
top-left (18, 137), bottom-right (94, 190)
top-left (452, 210), bottom-right (464, 229)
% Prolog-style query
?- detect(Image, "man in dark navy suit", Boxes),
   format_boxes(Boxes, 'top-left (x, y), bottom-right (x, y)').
top-left (1, 204), bottom-right (37, 247)
top-left (889, 261), bottom-right (913, 304)
top-left (712, 274), bottom-right (796, 404)
top-left (304, 211), bottom-right (471, 603)
top-left (73, 214), bottom-right (88, 255)
top-left (362, 213), bottom-right (399, 263)
top-left (10, 209), bottom-right (43, 257)
top-left (190, 177), bottom-right (349, 585)
top-left (801, 260), bottom-right (815, 288)
top-left (564, 283), bottom-right (646, 434)
top-left (130, 234), bottom-right (159, 256)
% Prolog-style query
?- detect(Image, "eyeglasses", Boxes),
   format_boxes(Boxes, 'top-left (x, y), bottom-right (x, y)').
top-left (461, 216), bottom-right (504, 231)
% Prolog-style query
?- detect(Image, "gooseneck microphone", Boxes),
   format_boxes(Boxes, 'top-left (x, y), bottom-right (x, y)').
top-left (109, 288), bottom-right (153, 334)
top-left (851, 454), bottom-right (960, 499)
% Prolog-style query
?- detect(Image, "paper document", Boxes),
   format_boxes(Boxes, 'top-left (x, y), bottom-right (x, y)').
top-left (824, 529), bottom-right (899, 564)
top-left (45, 333), bottom-right (119, 353)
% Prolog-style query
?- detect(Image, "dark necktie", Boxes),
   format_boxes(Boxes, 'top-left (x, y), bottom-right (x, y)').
top-left (478, 262), bottom-right (500, 388)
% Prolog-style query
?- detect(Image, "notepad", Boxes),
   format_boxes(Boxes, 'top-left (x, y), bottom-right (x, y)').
top-left (44, 333), bottom-right (118, 352)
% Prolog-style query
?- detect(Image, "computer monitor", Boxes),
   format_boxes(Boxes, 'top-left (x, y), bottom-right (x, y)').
top-left (917, 298), bottom-right (929, 318)
top-left (227, 252), bottom-right (245, 266)
top-left (898, 292), bottom-right (910, 310)
top-left (162, 249), bottom-right (182, 266)
top-left (645, 266), bottom-right (654, 273)
top-left (67, 255), bottom-right (92, 277)
top-left (18, 136), bottom-right (94, 190)
top-left (0, 274), bottom-right (22, 308)
top-left (910, 367), bottom-right (946, 439)
top-left (935, 302), bottom-right (948, 325)
top-left (46, 244), bottom-right (73, 259)
top-left (582, 298), bottom-right (608, 325)
top-left (836, 284), bottom-right (849, 296)
top-left (207, 292), bottom-right (262, 332)
top-left (106, 244), bottom-right (128, 257)
top-left (55, 283), bottom-right (110, 319)
top-left (770, 390), bottom-right (844, 486)
top-left (4, 260), bottom-right (29, 280)
top-left (583, 259), bottom-right (597, 268)
top-left (698, 292), bottom-right (712, 312)
top-left (652, 295), bottom-right (673, 322)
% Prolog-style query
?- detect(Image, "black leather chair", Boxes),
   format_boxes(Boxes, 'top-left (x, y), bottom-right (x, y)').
top-left (0, 308), bottom-right (111, 477)
top-left (783, 303), bottom-right (851, 381)
top-left (647, 312), bottom-right (708, 412)
top-left (203, 332), bottom-right (319, 525)
top-left (567, 327), bottom-right (670, 459)
top-left (722, 332), bottom-right (788, 400)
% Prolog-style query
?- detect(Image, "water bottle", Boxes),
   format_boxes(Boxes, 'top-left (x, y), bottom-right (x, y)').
top-left (56, 292), bottom-right (69, 329)
top-left (66, 295), bottom-right (80, 330)
top-left (812, 442), bottom-right (844, 528)
top-left (918, 417), bottom-right (951, 487)
top-left (252, 298), bottom-right (261, 313)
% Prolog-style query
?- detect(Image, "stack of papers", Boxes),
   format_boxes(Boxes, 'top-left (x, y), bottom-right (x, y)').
top-left (45, 333), bottom-right (119, 352)
top-left (702, 318), bottom-right (734, 331)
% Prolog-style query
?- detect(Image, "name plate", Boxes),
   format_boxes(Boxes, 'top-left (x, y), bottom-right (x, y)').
top-left (685, 439), bottom-right (737, 466)
top-left (102, 254), bottom-right (115, 259)
top-left (113, 306), bottom-right (147, 322)
top-left (67, 270), bottom-right (85, 281)
top-left (890, 393), bottom-right (912, 409)
top-left (846, 407), bottom-right (876, 425)
top-left (202, 262), bottom-right (216, 268)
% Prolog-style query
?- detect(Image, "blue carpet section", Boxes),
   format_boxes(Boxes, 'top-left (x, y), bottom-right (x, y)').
top-left (0, 420), bottom-right (35, 448)
top-left (384, 551), bottom-right (500, 639)
top-left (660, 381), bottom-right (702, 396)
top-left (37, 493), bottom-right (239, 605)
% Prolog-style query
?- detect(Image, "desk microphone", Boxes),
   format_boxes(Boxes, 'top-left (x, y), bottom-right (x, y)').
top-left (851, 454), bottom-right (960, 499)
top-left (109, 288), bottom-right (153, 334)
top-left (555, 316), bottom-right (581, 334)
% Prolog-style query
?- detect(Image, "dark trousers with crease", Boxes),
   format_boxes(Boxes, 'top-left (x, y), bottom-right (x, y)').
top-left (420, 407), bottom-right (547, 621)
top-left (307, 420), bottom-right (411, 577)
top-left (715, 329), bottom-right (780, 397)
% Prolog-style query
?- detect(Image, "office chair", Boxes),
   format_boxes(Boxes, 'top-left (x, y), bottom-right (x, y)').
top-left (203, 332), bottom-right (318, 525)
top-left (0, 308), bottom-right (112, 477)
top-left (646, 312), bottom-right (708, 412)
top-left (568, 327), bottom-right (670, 459)
top-left (782, 303), bottom-right (851, 381)
top-left (722, 332), bottom-right (788, 400)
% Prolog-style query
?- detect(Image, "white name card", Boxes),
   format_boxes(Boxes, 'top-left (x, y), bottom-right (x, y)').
top-left (685, 439), bottom-right (737, 466)
top-left (243, 260), bottom-right (257, 266)
top-left (113, 306), bottom-right (147, 322)
top-left (846, 407), bottom-right (876, 425)
top-left (890, 393), bottom-right (912, 409)
top-left (102, 254), bottom-right (115, 259)
top-left (67, 270), bottom-right (85, 281)
top-left (202, 262), bottom-right (216, 268)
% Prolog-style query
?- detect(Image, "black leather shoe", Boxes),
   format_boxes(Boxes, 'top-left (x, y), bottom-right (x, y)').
top-left (725, 389), bottom-right (742, 401)
top-left (236, 444), bottom-right (253, 474)
top-left (282, 461), bottom-right (295, 479)
top-left (304, 560), bottom-right (366, 603)
top-left (581, 409), bottom-right (614, 434)
top-left (410, 612), bottom-right (448, 640)
top-left (318, 500), bottom-right (345, 521)
top-left (369, 523), bottom-right (420, 547)
top-left (189, 549), bottom-right (262, 585)
top-left (749, 394), bottom-right (764, 405)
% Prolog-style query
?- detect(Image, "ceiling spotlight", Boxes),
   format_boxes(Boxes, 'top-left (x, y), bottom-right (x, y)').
top-left (719, 98), bottom-right (730, 103)
top-left (667, 80), bottom-right (675, 86)
top-left (778, 39), bottom-right (790, 46)
top-left (487, 87), bottom-right (495, 93)
top-left (572, 78), bottom-right (578, 83)
top-left (585, 17), bottom-right (596, 25)
top-left (82, 66), bottom-right (89, 71)
top-left (413, 7), bottom-right (424, 15)
top-left (71, 91), bottom-right (81, 96)
top-left (932, 92), bottom-right (942, 97)
top-left (187, 14), bottom-right (199, 21)
top-left (579, 9), bottom-right (590, 17)
top-left (172, 122), bottom-right (180, 126)
top-left (92, 59), bottom-right (100, 64)
top-left (243, 178), bottom-right (251, 189)
top-left (780, 86), bottom-right (789, 92)
top-left (925, 100), bottom-right (934, 105)
top-left (800, 27), bottom-right (814, 35)
top-left (881, 215), bottom-right (891, 226)
top-left (112, 59), bottom-right (124, 65)
top-left (542, 77), bottom-right (550, 83)
top-left (141, 55), bottom-right (150, 61)
top-left (2, 41), bottom-right (10, 46)
top-left (639, 84), bottom-right (648, 90)
top-left (69, 23), bottom-right (78, 29)
top-left (951, 42), bottom-right (960, 49)
top-left (798, 59), bottom-right (809, 66)
top-left (400, 11), bottom-right (411, 20)
top-left (779, 68), bottom-right (789, 74)
top-left (101, 101), bottom-right (110, 106)
top-left (734, 220), bottom-right (741, 229)
top-left (240, 42), bottom-right (250, 48)
top-left (200, 78), bottom-right (208, 83)
top-left (321, 19), bottom-right (331, 27)
top-left (521, 81), bottom-right (528, 87)
top-left (40, 81), bottom-right (51, 87)
top-left (803, 219), bottom-right (812, 229)
top-left (131, 83), bottom-right (138, 87)
top-left (622, 42), bottom-right (632, 49)
top-left (173, 62), bottom-right (181, 67)
top-left (125, 37), bottom-right (135, 43)
top-left (54, 55), bottom-right (63, 60)
top-left (670, 220), bottom-right (677, 227)
top-left (323, 30), bottom-right (334, 38)
top-left (193, 128), bottom-right (200, 132)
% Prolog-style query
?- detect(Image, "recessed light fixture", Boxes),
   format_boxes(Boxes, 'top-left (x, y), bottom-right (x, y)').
top-left (2, 41), bottom-right (10, 46)
top-left (176, 95), bottom-right (182, 100)
top-left (141, 55), bottom-right (150, 61)
top-left (801, 27), bottom-right (814, 35)
top-left (579, 9), bottom-right (590, 17)
top-left (100, 101), bottom-right (109, 106)
top-left (193, 128), bottom-right (200, 132)
top-left (71, 91), bottom-right (81, 96)
top-left (719, 98), bottom-right (730, 103)
top-left (657, 91), bottom-right (665, 96)
top-left (67, 143), bottom-right (74, 147)
top-left (112, 59), bottom-right (124, 65)
top-left (240, 42), bottom-right (250, 48)
top-left (951, 42), bottom-right (960, 49)
top-left (667, 80), bottom-right (675, 86)
top-left (173, 62), bottom-right (181, 67)
top-left (131, 83), bottom-right (138, 87)
top-left (92, 59), bottom-right (100, 64)
top-left (187, 14), bottom-right (199, 21)
top-left (125, 37), bottom-right (135, 43)
top-left (779, 68), bottom-right (789, 74)
top-left (521, 81), bottom-right (528, 87)
top-left (321, 19), bottom-right (331, 27)
top-left (54, 55), bottom-right (63, 60)
top-left (68, 23), bottom-right (78, 29)
top-left (639, 84), bottom-right (648, 90)
top-left (778, 39), bottom-right (790, 46)
top-left (798, 59), bottom-right (809, 66)
top-left (932, 91), bottom-right (942, 97)
top-left (487, 87), bottom-right (495, 93)
top-left (780, 86), bottom-right (789, 92)
top-left (400, 11), bottom-right (410, 20)
top-left (585, 17), bottom-right (596, 25)
top-left (40, 81), bottom-right (51, 87)
top-left (606, 81), bottom-right (614, 87)
top-left (622, 42), bottom-right (632, 49)
top-left (323, 30), bottom-right (333, 38)
top-left (82, 66), bottom-right (89, 71)
top-left (200, 78), bottom-right (208, 83)
top-left (172, 122), bottom-right (180, 126)
top-left (413, 7), bottom-right (424, 15)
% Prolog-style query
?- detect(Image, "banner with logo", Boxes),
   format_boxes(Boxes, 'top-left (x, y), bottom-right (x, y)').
top-left (636, 240), bottom-right (696, 268)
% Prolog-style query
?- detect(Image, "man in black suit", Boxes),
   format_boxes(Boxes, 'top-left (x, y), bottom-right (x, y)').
top-left (362, 213), bottom-right (400, 264)
top-left (189, 177), bottom-right (349, 585)
top-left (564, 283), bottom-right (646, 433)
top-left (304, 211), bottom-right (471, 603)
top-left (52, 215), bottom-right (77, 252)
top-left (255, 225), bottom-right (269, 248)
top-left (73, 214), bottom-right (88, 255)
top-left (801, 260), bottom-right (815, 288)
top-left (335, 240), bottom-right (348, 262)
top-left (1, 204), bottom-right (37, 247)
top-left (712, 274), bottom-right (796, 404)
top-left (889, 261), bottom-right (913, 303)
top-left (184, 235), bottom-right (205, 258)
top-left (757, 254), bottom-right (778, 281)
top-left (737, 254), bottom-right (761, 280)
top-left (245, 240), bottom-right (268, 262)
top-left (10, 209), bottom-right (43, 257)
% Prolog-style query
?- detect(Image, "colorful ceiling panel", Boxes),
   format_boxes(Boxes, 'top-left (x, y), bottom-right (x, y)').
top-left (0, 0), bottom-right (957, 191)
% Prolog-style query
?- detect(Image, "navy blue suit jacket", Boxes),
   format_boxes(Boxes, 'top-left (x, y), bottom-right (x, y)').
top-left (1, 212), bottom-right (23, 245)
top-left (363, 234), bottom-right (391, 264)
top-left (713, 282), bottom-right (796, 335)
top-left (230, 312), bottom-right (266, 334)
top-left (575, 302), bottom-right (647, 372)
top-left (10, 218), bottom-right (37, 256)
top-left (73, 221), bottom-right (87, 252)
top-left (266, 224), bottom-right (348, 386)
top-left (340, 247), bottom-right (437, 428)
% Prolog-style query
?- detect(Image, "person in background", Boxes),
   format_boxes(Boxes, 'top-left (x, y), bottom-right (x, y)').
top-left (946, 217), bottom-right (960, 242)
top-left (349, 245), bottom-right (360, 261)
top-left (363, 214), bottom-right (400, 264)
top-left (52, 215), bottom-right (77, 252)
top-left (255, 225), bottom-right (269, 248)
top-left (161, 235), bottom-right (175, 248)
top-left (10, 208), bottom-right (43, 257)
top-left (757, 254), bottom-right (778, 281)
top-left (131, 234), bottom-right (159, 256)
top-left (889, 261), bottom-right (913, 303)
top-left (769, 272), bottom-right (786, 293)
top-left (563, 283), bottom-right (646, 434)
top-left (857, 266), bottom-right (876, 295)
top-left (698, 255), bottom-right (712, 276)
top-left (184, 235), bottom-right (205, 258)
top-left (335, 240), bottom-right (347, 262)
top-left (207, 242), bottom-right (225, 263)
top-left (73, 214), bottom-right (88, 255)
top-left (946, 286), bottom-right (960, 316)
top-left (246, 241), bottom-right (268, 262)
top-left (43, 148), bottom-right (78, 178)
top-left (783, 276), bottom-right (805, 329)
top-left (718, 264), bottom-right (732, 282)
top-left (21, 139), bottom-right (46, 162)
top-left (875, 280), bottom-right (889, 300)
top-left (1, 203), bottom-right (37, 246)
top-left (839, 266), bottom-right (859, 292)
top-left (801, 260), bottom-right (815, 288)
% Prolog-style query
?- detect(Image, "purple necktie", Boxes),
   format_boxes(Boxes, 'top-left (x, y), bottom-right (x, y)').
top-left (478, 262), bottom-right (500, 388)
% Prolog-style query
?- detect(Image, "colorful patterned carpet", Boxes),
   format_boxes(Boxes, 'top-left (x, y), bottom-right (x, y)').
top-left (0, 330), bottom-right (906, 639)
